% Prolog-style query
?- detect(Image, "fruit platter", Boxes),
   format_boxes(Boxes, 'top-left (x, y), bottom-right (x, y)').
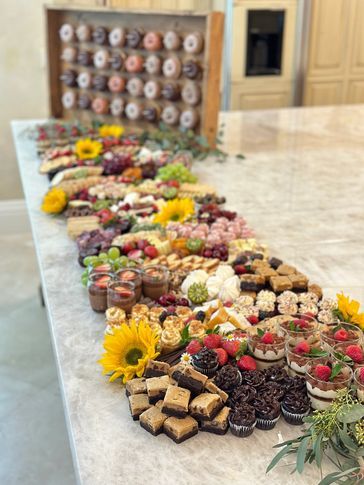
top-left (37, 122), bottom-right (364, 483)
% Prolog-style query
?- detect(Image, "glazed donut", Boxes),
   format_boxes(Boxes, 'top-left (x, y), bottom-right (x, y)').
top-left (76, 24), bottom-right (92, 42)
top-left (77, 50), bottom-right (93, 66)
top-left (61, 47), bottom-right (78, 63)
top-left (93, 49), bottom-right (109, 69)
top-left (110, 98), bottom-right (125, 117)
top-left (162, 57), bottom-right (182, 79)
top-left (161, 105), bottom-right (180, 125)
top-left (143, 31), bottom-right (163, 51)
top-left (92, 26), bottom-right (108, 45)
top-left (108, 27), bottom-right (126, 47)
top-left (125, 102), bottom-right (143, 121)
top-left (183, 59), bottom-right (202, 79)
top-left (92, 75), bottom-right (108, 92)
top-left (161, 82), bottom-right (180, 101)
top-left (180, 108), bottom-right (200, 129)
top-left (92, 97), bottom-right (109, 115)
top-left (59, 24), bottom-right (75, 43)
top-left (181, 82), bottom-right (201, 106)
top-left (110, 52), bottom-right (126, 71)
top-left (77, 71), bottom-right (92, 89)
top-left (126, 29), bottom-right (144, 48)
top-left (78, 93), bottom-right (92, 110)
top-left (143, 80), bottom-right (161, 100)
top-left (126, 77), bottom-right (144, 97)
top-left (60, 69), bottom-right (77, 87)
top-left (108, 75), bottom-right (126, 93)
top-left (145, 55), bottom-right (162, 75)
top-left (163, 31), bottom-right (182, 50)
top-left (183, 32), bottom-right (204, 54)
top-left (143, 105), bottom-right (161, 123)
top-left (125, 55), bottom-right (144, 73)
top-left (62, 91), bottom-right (77, 110)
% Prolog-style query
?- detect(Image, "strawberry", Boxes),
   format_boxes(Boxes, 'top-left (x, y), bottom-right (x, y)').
top-left (93, 263), bottom-right (112, 272)
top-left (122, 242), bottom-right (135, 255)
top-left (144, 245), bottom-right (159, 258)
top-left (186, 340), bottom-right (202, 355)
top-left (127, 249), bottom-right (144, 260)
top-left (261, 332), bottom-right (274, 344)
top-left (314, 364), bottom-right (331, 382)
top-left (94, 275), bottom-right (111, 289)
top-left (214, 348), bottom-right (228, 366)
top-left (222, 339), bottom-right (240, 357)
top-left (203, 334), bottom-right (222, 349)
top-left (294, 341), bottom-right (310, 354)
top-left (167, 180), bottom-right (180, 188)
top-left (234, 264), bottom-right (247, 275)
top-left (114, 286), bottom-right (133, 297)
top-left (224, 301), bottom-right (233, 307)
top-left (359, 367), bottom-right (364, 384)
top-left (334, 329), bottom-right (348, 341)
top-left (137, 239), bottom-right (150, 250)
top-left (247, 315), bottom-right (259, 325)
top-left (237, 355), bottom-right (257, 371)
top-left (345, 345), bottom-right (364, 363)
top-left (293, 319), bottom-right (309, 329)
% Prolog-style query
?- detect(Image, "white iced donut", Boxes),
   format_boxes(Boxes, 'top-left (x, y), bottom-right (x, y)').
top-left (145, 55), bottom-right (162, 75)
top-left (126, 78), bottom-right (144, 97)
top-left (163, 31), bottom-right (182, 50)
top-left (62, 91), bottom-right (77, 110)
top-left (125, 102), bottom-right (143, 120)
top-left (59, 24), bottom-right (75, 43)
top-left (76, 24), bottom-right (91, 42)
top-left (109, 27), bottom-right (126, 47)
top-left (161, 105), bottom-right (180, 125)
top-left (110, 98), bottom-right (125, 117)
top-left (93, 49), bottom-right (109, 69)
top-left (181, 82), bottom-right (201, 106)
top-left (162, 57), bottom-right (182, 79)
top-left (61, 47), bottom-right (78, 63)
top-left (77, 71), bottom-right (92, 89)
top-left (180, 108), bottom-right (199, 129)
top-left (183, 32), bottom-right (204, 54)
top-left (143, 80), bottom-right (161, 100)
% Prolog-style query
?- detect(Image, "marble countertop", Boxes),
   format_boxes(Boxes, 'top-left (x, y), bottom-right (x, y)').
top-left (12, 105), bottom-right (364, 485)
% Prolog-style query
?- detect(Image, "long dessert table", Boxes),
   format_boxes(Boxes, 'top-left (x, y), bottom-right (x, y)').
top-left (12, 105), bottom-right (364, 485)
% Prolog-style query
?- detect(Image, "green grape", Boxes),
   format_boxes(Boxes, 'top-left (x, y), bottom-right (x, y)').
top-left (157, 163), bottom-right (197, 184)
top-left (108, 247), bottom-right (120, 260)
top-left (113, 260), bottom-right (121, 271)
top-left (81, 270), bottom-right (88, 287)
top-left (119, 256), bottom-right (128, 267)
top-left (83, 255), bottom-right (98, 266)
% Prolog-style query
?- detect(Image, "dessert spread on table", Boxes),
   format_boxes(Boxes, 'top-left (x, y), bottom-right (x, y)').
top-left (36, 120), bottom-right (364, 458)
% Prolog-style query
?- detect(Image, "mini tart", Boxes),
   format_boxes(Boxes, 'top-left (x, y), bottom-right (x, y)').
top-left (248, 334), bottom-right (286, 370)
top-left (252, 397), bottom-right (280, 430)
top-left (59, 23), bottom-right (75, 43)
top-left (110, 98), bottom-right (125, 117)
top-left (143, 31), bottom-right (163, 51)
top-left (162, 57), bottom-right (182, 79)
top-left (281, 390), bottom-right (310, 425)
top-left (181, 82), bottom-right (201, 106)
top-left (92, 97), bottom-right (109, 115)
top-left (93, 49), bottom-right (109, 69)
top-left (145, 55), bottom-right (162, 75)
top-left (108, 27), bottom-right (126, 47)
top-left (76, 24), bottom-right (92, 42)
top-left (163, 31), bottom-right (182, 50)
top-left (92, 26), bottom-right (108, 45)
top-left (62, 91), bottom-right (77, 110)
top-left (125, 55), bottom-right (144, 73)
top-left (180, 108), bottom-right (200, 130)
top-left (214, 365), bottom-right (242, 392)
top-left (61, 46), bottom-right (78, 63)
top-left (108, 75), bottom-right (126, 93)
top-left (161, 105), bottom-right (180, 126)
top-left (228, 403), bottom-right (256, 437)
top-left (183, 32), bottom-right (204, 54)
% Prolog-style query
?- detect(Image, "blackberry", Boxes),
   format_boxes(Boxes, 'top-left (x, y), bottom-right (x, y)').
top-left (195, 310), bottom-right (206, 322)
top-left (159, 311), bottom-right (168, 324)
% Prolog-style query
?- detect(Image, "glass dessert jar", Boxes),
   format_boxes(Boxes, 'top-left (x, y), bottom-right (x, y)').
top-left (89, 262), bottom-right (114, 275)
top-left (142, 265), bottom-right (169, 300)
top-left (87, 272), bottom-right (113, 312)
top-left (107, 281), bottom-right (136, 314)
top-left (247, 332), bottom-right (286, 371)
top-left (320, 322), bottom-right (362, 351)
top-left (305, 357), bottom-right (353, 410)
top-left (285, 338), bottom-right (328, 377)
top-left (278, 314), bottom-right (319, 344)
top-left (331, 342), bottom-right (364, 370)
top-left (115, 268), bottom-right (142, 301)
top-left (354, 367), bottom-right (364, 402)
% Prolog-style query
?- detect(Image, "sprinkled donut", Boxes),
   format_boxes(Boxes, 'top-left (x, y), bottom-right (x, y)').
top-left (161, 105), bottom-right (180, 125)
top-left (108, 27), bottom-right (126, 47)
top-left (126, 29), bottom-right (144, 48)
top-left (62, 91), bottom-right (77, 110)
top-left (60, 69), bottom-right (77, 87)
top-left (163, 31), bottom-right (182, 50)
top-left (59, 24), bottom-right (75, 43)
top-left (143, 31), bottom-right (163, 51)
top-left (143, 105), bottom-right (161, 122)
top-left (110, 52), bottom-right (126, 71)
top-left (108, 75), bottom-right (126, 93)
top-left (92, 75), bottom-right (108, 92)
top-left (162, 82), bottom-right (180, 101)
top-left (127, 77), bottom-right (144, 97)
top-left (110, 98), bottom-right (125, 117)
top-left (92, 26), bottom-right (108, 45)
top-left (145, 55), bottom-right (162, 75)
top-left (61, 47), bottom-right (78, 63)
top-left (78, 93), bottom-right (92, 110)
top-left (77, 50), bottom-right (93, 66)
top-left (183, 59), bottom-right (202, 79)
top-left (162, 57), bottom-right (182, 79)
top-left (92, 97), bottom-right (109, 115)
top-left (183, 32), bottom-right (204, 54)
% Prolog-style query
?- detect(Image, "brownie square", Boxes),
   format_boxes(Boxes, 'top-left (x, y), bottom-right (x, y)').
top-left (189, 393), bottom-right (223, 421)
top-left (146, 375), bottom-right (170, 404)
top-left (268, 257), bottom-right (283, 269)
top-left (128, 394), bottom-right (152, 420)
top-left (240, 274), bottom-right (265, 292)
top-left (162, 385), bottom-right (191, 417)
top-left (168, 363), bottom-right (186, 384)
top-left (125, 377), bottom-right (147, 397)
top-left (276, 264), bottom-right (296, 276)
top-left (251, 259), bottom-right (269, 271)
top-left (269, 276), bottom-right (293, 292)
top-left (144, 359), bottom-right (170, 378)
top-left (255, 266), bottom-right (278, 281)
top-left (205, 380), bottom-right (228, 403)
top-left (240, 290), bottom-right (257, 299)
top-left (139, 405), bottom-right (168, 436)
top-left (200, 406), bottom-right (231, 435)
top-left (288, 272), bottom-right (308, 290)
top-left (163, 416), bottom-right (199, 444)
top-left (178, 366), bottom-right (208, 394)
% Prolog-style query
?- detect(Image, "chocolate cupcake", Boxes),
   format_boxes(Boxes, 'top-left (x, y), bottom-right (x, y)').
top-left (253, 397), bottom-right (280, 430)
top-left (281, 375), bottom-right (307, 394)
top-left (240, 370), bottom-right (265, 388)
top-left (228, 403), bottom-right (256, 437)
top-left (214, 365), bottom-right (242, 392)
top-left (281, 391), bottom-right (310, 425)
top-left (192, 348), bottom-right (219, 377)
top-left (228, 384), bottom-right (257, 407)
top-left (264, 366), bottom-right (288, 383)
top-left (258, 382), bottom-right (285, 402)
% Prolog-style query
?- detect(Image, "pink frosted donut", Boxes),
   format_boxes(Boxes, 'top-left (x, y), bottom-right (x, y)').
top-left (125, 55), bottom-right (144, 73)
top-left (59, 24), bottom-right (75, 43)
top-left (145, 55), bottom-right (162, 75)
top-left (163, 31), bottom-right (182, 50)
top-left (162, 57), bottom-right (182, 79)
top-left (183, 32), bottom-right (204, 54)
top-left (161, 105), bottom-right (180, 125)
top-left (76, 24), bottom-right (92, 42)
top-left (125, 102), bottom-right (143, 121)
top-left (143, 80), bottom-right (161, 100)
top-left (93, 49), bottom-right (109, 69)
top-left (108, 75), bottom-right (126, 93)
top-left (92, 97), bottom-right (109, 115)
top-left (110, 98), bottom-right (125, 117)
top-left (143, 31), bottom-right (163, 51)
top-left (126, 77), bottom-right (144, 97)
top-left (108, 27), bottom-right (126, 47)
top-left (180, 108), bottom-right (200, 129)
top-left (61, 47), bottom-right (78, 63)
top-left (77, 71), bottom-right (92, 89)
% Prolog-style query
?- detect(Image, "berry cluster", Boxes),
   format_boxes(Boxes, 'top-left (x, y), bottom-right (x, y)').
top-left (202, 243), bottom-right (229, 261)
top-left (198, 203), bottom-right (236, 224)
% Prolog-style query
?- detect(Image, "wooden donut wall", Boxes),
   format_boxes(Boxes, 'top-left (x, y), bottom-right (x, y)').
top-left (46, 5), bottom-right (224, 146)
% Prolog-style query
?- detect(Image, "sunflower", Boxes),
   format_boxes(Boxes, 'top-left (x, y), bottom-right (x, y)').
top-left (98, 124), bottom-right (124, 139)
top-left (337, 293), bottom-right (364, 330)
top-left (153, 198), bottom-right (194, 226)
top-left (98, 320), bottom-right (160, 383)
top-left (41, 187), bottom-right (67, 214)
top-left (75, 138), bottom-right (102, 160)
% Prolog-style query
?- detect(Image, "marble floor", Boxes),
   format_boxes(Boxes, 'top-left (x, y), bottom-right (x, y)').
top-left (0, 232), bottom-right (75, 485)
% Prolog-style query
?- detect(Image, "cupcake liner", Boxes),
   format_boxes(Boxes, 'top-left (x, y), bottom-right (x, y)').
top-left (229, 418), bottom-right (256, 438)
top-left (281, 406), bottom-right (310, 425)
top-left (192, 362), bottom-right (219, 377)
top-left (255, 415), bottom-right (280, 430)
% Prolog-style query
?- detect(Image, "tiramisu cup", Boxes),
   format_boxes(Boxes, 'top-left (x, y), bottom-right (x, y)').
top-left (331, 342), bottom-right (364, 370)
top-left (278, 314), bottom-right (318, 345)
top-left (248, 332), bottom-right (286, 370)
top-left (354, 367), bottom-right (364, 402)
top-left (320, 322), bottom-right (362, 351)
top-left (286, 338), bottom-right (327, 377)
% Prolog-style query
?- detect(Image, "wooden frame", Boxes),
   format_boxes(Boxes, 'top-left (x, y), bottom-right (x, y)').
top-left (45, 5), bottom-right (224, 146)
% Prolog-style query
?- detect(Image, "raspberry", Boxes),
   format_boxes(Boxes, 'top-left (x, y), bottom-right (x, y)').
top-left (294, 341), bottom-right (310, 354)
top-left (186, 340), bottom-right (202, 355)
top-left (237, 355), bottom-right (257, 371)
top-left (334, 329), bottom-right (348, 341)
top-left (224, 301), bottom-right (233, 307)
top-left (261, 332), bottom-right (274, 344)
top-left (247, 315), bottom-right (259, 325)
top-left (345, 345), bottom-right (364, 363)
top-left (294, 319), bottom-right (309, 329)
top-left (234, 265), bottom-right (247, 275)
top-left (214, 348), bottom-right (228, 366)
top-left (314, 364), bottom-right (331, 382)
top-left (203, 334), bottom-right (222, 349)
top-left (222, 339), bottom-right (240, 357)
top-left (359, 367), bottom-right (364, 384)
